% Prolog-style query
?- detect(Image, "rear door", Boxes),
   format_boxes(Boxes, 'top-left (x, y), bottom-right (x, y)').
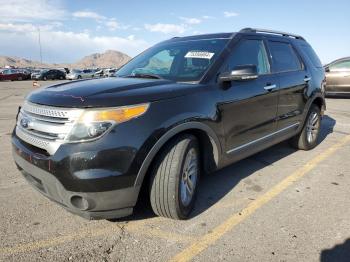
top-left (219, 37), bottom-right (279, 154)
top-left (267, 40), bottom-right (309, 130)
top-left (326, 59), bottom-right (350, 92)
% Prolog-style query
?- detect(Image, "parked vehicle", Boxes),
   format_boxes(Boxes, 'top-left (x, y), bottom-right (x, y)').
top-left (93, 69), bottom-right (105, 78)
top-left (31, 69), bottom-right (43, 79)
top-left (104, 68), bottom-right (118, 77)
top-left (12, 28), bottom-right (325, 220)
top-left (66, 69), bottom-right (95, 80)
top-left (31, 69), bottom-right (66, 80)
top-left (0, 69), bottom-right (29, 81)
top-left (324, 57), bottom-right (350, 95)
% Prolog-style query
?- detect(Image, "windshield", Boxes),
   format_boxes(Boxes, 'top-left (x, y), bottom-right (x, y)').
top-left (117, 38), bottom-right (229, 82)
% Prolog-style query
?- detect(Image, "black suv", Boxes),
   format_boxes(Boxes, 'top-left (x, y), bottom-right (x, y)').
top-left (12, 28), bottom-right (326, 220)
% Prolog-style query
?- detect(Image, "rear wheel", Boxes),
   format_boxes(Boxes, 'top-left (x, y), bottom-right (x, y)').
top-left (77, 75), bottom-right (82, 79)
top-left (43, 76), bottom-right (47, 81)
top-left (150, 135), bottom-right (200, 219)
top-left (290, 105), bottom-right (321, 150)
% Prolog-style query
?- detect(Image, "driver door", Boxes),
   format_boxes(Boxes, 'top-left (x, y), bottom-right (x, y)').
top-left (218, 37), bottom-right (279, 157)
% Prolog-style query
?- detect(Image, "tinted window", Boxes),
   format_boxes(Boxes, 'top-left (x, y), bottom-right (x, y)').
top-left (299, 44), bottom-right (323, 68)
top-left (227, 39), bottom-right (270, 74)
top-left (117, 39), bottom-right (229, 82)
top-left (329, 60), bottom-right (350, 71)
top-left (142, 50), bottom-right (175, 74)
top-left (269, 41), bottom-right (302, 72)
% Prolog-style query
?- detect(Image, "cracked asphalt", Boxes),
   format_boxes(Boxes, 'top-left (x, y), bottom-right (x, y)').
top-left (0, 80), bottom-right (349, 262)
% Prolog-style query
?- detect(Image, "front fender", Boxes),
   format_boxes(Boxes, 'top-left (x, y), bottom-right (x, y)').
top-left (134, 121), bottom-right (222, 187)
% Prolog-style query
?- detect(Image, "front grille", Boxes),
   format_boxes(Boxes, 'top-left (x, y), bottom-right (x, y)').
top-left (16, 101), bottom-right (83, 155)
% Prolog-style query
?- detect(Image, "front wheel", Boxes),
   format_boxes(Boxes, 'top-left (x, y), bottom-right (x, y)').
top-left (290, 105), bottom-right (321, 150)
top-left (150, 135), bottom-right (200, 219)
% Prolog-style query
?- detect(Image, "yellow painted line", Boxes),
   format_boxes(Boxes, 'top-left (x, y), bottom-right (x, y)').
top-left (170, 135), bottom-right (350, 262)
top-left (0, 217), bottom-right (194, 256)
top-left (133, 227), bottom-right (196, 242)
top-left (0, 220), bottom-right (146, 255)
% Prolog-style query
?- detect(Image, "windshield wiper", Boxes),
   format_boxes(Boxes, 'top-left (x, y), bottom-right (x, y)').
top-left (122, 73), bottom-right (163, 80)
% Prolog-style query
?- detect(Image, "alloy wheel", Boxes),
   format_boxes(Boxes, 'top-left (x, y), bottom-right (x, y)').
top-left (180, 148), bottom-right (198, 207)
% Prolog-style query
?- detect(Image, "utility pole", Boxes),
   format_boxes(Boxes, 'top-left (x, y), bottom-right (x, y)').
top-left (38, 27), bottom-right (43, 64)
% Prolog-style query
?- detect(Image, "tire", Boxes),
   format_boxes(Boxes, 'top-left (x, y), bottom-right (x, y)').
top-left (43, 76), bottom-right (47, 81)
top-left (59, 76), bottom-right (64, 80)
top-left (290, 105), bottom-right (321, 150)
top-left (150, 134), bottom-right (200, 219)
top-left (77, 75), bottom-right (82, 79)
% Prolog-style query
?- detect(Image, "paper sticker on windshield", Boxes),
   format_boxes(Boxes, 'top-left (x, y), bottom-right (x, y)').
top-left (185, 51), bottom-right (215, 59)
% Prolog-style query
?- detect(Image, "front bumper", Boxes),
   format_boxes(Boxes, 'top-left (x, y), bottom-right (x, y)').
top-left (13, 152), bottom-right (139, 220)
top-left (66, 75), bottom-right (77, 80)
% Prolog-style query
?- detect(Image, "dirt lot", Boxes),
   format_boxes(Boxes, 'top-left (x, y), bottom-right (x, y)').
top-left (0, 80), bottom-right (349, 262)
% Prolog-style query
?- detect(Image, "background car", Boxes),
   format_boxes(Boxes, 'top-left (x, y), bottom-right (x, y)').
top-left (0, 69), bottom-right (29, 81)
top-left (93, 69), bottom-right (105, 78)
top-left (324, 57), bottom-right (350, 95)
top-left (66, 69), bottom-right (95, 80)
top-left (31, 69), bottom-right (66, 80)
top-left (104, 68), bottom-right (118, 77)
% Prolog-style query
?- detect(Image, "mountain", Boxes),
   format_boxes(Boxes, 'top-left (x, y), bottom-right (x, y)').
top-left (0, 50), bottom-right (131, 69)
top-left (73, 50), bottom-right (131, 68)
top-left (0, 56), bottom-right (52, 68)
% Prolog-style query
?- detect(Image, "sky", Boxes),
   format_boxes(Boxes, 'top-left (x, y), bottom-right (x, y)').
top-left (0, 0), bottom-right (349, 64)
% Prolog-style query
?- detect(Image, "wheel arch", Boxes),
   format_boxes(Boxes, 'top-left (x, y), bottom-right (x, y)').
top-left (134, 122), bottom-right (222, 187)
top-left (299, 92), bottom-right (326, 133)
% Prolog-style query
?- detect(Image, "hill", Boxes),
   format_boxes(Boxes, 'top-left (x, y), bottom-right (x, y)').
top-left (0, 50), bottom-right (131, 69)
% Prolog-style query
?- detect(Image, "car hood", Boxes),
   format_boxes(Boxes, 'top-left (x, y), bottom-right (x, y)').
top-left (27, 77), bottom-right (201, 108)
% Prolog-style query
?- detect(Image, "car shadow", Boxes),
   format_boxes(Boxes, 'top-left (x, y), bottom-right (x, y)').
top-left (320, 238), bottom-right (350, 262)
top-left (110, 114), bottom-right (336, 222)
top-left (319, 115), bottom-right (336, 143)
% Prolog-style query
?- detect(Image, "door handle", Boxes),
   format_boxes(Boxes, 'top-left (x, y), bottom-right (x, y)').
top-left (263, 84), bottom-right (277, 91)
top-left (304, 77), bottom-right (312, 82)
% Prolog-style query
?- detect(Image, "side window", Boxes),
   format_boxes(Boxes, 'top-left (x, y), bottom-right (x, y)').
top-left (227, 39), bottom-right (270, 74)
top-left (329, 60), bottom-right (350, 71)
top-left (299, 44), bottom-right (322, 68)
top-left (269, 41), bottom-right (302, 72)
top-left (142, 50), bottom-right (175, 75)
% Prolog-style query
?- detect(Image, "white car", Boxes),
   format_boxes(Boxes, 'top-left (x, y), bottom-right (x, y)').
top-left (66, 69), bottom-right (95, 80)
top-left (104, 68), bottom-right (118, 77)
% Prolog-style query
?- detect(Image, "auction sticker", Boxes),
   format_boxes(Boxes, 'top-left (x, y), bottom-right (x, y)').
top-left (185, 51), bottom-right (215, 59)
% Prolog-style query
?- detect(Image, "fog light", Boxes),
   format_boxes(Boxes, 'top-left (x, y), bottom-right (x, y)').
top-left (70, 195), bottom-right (90, 210)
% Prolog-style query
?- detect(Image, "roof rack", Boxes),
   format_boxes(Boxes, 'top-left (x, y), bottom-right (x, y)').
top-left (239, 28), bottom-right (305, 40)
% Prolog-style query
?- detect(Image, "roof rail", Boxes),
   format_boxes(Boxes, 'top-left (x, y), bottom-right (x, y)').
top-left (239, 28), bottom-right (305, 40)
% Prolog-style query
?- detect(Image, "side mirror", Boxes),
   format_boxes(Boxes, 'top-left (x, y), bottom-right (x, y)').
top-left (324, 67), bottom-right (330, 73)
top-left (219, 65), bottom-right (258, 84)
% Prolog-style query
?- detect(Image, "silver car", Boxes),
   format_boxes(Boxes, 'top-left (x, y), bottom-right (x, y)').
top-left (325, 57), bottom-right (350, 95)
top-left (66, 69), bottom-right (95, 80)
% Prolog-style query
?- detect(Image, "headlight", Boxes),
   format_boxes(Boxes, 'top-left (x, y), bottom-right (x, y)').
top-left (66, 103), bottom-right (149, 142)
